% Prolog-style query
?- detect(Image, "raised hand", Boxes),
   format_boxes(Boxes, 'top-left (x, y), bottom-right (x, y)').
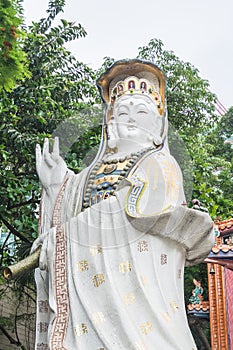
top-left (36, 137), bottom-right (67, 189)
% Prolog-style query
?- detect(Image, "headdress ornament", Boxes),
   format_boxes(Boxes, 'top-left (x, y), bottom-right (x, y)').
top-left (97, 59), bottom-right (166, 118)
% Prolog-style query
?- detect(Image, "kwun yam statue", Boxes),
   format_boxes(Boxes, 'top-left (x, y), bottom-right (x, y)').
top-left (32, 60), bottom-right (214, 350)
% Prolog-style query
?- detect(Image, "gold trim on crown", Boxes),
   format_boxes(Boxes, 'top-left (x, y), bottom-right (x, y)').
top-left (97, 59), bottom-right (166, 119)
top-left (110, 76), bottom-right (162, 110)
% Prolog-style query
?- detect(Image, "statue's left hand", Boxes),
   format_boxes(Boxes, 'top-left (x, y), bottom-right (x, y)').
top-left (36, 137), bottom-right (67, 189)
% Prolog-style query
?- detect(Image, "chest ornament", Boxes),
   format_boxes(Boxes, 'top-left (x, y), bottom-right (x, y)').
top-left (82, 146), bottom-right (155, 210)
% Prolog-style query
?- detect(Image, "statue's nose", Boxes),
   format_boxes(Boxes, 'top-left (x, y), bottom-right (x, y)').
top-left (128, 114), bottom-right (135, 123)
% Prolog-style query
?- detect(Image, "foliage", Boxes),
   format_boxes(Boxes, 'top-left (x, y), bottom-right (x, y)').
top-left (137, 39), bottom-right (219, 133)
top-left (0, 0), bottom-right (100, 347)
top-left (209, 106), bottom-right (233, 164)
top-left (0, 0), bottom-right (97, 264)
top-left (184, 263), bottom-right (209, 305)
top-left (0, 0), bottom-right (30, 91)
top-left (0, 276), bottom-right (35, 350)
top-left (173, 107), bottom-right (232, 219)
top-left (179, 131), bottom-right (232, 219)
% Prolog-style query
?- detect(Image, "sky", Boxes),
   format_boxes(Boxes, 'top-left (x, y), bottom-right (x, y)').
top-left (23, 0), bottom-right (233, 109)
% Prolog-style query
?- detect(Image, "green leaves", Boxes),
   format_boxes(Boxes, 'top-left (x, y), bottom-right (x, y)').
top-left (0, 0), bottom-right (98, 274)
top-left (138, 38), bottom-right (218, 132)
top-left (0, 0), bottom-right (30, 91)
top-left (186, 132), bottom-right (232, 219)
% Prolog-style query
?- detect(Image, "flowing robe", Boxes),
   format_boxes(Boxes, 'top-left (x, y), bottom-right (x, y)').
top-left (34, 151), bottom-right (214, 350)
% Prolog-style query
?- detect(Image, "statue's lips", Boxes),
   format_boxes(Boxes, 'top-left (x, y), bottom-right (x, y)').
top-left (127, 124), bottom-right (137, 130)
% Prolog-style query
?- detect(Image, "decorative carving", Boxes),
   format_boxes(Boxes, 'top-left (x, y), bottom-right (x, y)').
top-left (189, 279), bottom-right (203, 305)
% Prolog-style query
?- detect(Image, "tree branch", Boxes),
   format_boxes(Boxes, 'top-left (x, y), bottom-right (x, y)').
top-left (7, 198), bottom-right (39, 210)
top-left (171, 78), bottom-right (185, 92)
top-left (0, 215), bottom-right (30, 243)
top-left (0, 231), bottom-right (12, 266)
top-left (21, 288), bottom-right (36, 304)
top-left (0, 325), bottom-right (23, 347)
top-left (188, 317), bottom-right (211, 350)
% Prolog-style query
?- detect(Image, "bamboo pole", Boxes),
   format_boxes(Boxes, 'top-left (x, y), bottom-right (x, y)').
top-left (3, 247), bottom-right (41, 281)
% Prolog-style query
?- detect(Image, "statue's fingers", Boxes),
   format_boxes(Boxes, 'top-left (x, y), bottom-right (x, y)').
top-left (44, 153), bottom-right (55, 168)
top-left (42, 138), bottom-right (55, 167)
top-left (36, 144), bottom-right (42, 170)
top-left (52, 136), bottom-right (60, 161)
top-left (39, 244), bottom-right (48, 271)
top-left (42, 138), bottom-right (49, 157)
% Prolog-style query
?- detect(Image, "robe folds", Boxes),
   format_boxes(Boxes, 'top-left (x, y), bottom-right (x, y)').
top-left (34, 151), bottom-right (214, 350)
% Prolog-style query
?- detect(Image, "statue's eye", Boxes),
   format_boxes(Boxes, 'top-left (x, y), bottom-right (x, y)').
top-left (118, 111), bottom-right (128, 117)
top-left (137, 110), bottom-right (147, 114)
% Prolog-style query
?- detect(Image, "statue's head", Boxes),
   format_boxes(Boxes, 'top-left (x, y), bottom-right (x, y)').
top-left (97, 59), bottom-right (167, 153)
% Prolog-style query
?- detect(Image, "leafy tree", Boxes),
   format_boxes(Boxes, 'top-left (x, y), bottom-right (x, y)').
top-left (0, 0), bottom-right (98, 347)
top-left (0, 0), bottom-right (30, 91)
top-left (187, 132), bottom-right (232, 219)
top-left (137, 39), bottom-right (219, 133)
top-left (208, 107), bottom-right (233, 207)
top-left (182, 97), bottom-right (232, 349)
top-left (0, 0), bottom-right (97, 256)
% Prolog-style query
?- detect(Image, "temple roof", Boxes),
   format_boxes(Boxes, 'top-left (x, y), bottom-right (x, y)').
top-left (206, 218), bottom-right (233, 263)
top-left (216, 218), bottom-right (233, 236)
top-left (187, 302), bottom-right (210, 319)
top-left (187, 302), bottom-right (209, 312)
top-left (211, 245), bottom-right (233, 255)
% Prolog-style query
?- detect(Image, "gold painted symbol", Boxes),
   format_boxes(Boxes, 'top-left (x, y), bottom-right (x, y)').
top-left (140, 321), bottom-right (153, 335)
top-left (93, 274), bottom-right (105, 288)
top-left (169, 301), bottom-right (179, 312)
top-left (90, 244), bottom-right (102, 256)
top-left (123, 292), bottom-right (136, 306)
top-left (119, 261), bottom-right (132, 274)
top-left (162, 312), bottom-right (171, 322)
top-left (135, 342), bottom-right (147, 350)
top-left (74, 323), bottom-right (88, 337)
top-left (92, 312), bottom-right (106, 324)
top-left (77, 260), bottom-right (89, 272)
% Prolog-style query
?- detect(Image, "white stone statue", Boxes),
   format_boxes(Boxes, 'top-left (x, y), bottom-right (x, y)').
top-left (33, 59), bottom-right (214, 350)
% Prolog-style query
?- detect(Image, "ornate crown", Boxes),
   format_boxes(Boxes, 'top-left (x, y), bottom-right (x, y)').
top-left (97, 59), bottom-right (166, 118)
top-left (110, 76), bottom-right (162, 108)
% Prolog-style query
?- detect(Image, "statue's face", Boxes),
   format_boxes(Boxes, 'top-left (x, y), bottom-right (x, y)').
top-left (113, 94), bottom-right (162, 145)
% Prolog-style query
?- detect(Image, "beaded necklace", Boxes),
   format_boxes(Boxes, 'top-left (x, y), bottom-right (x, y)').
top-left (82, 145), bottom-right (157, 210)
